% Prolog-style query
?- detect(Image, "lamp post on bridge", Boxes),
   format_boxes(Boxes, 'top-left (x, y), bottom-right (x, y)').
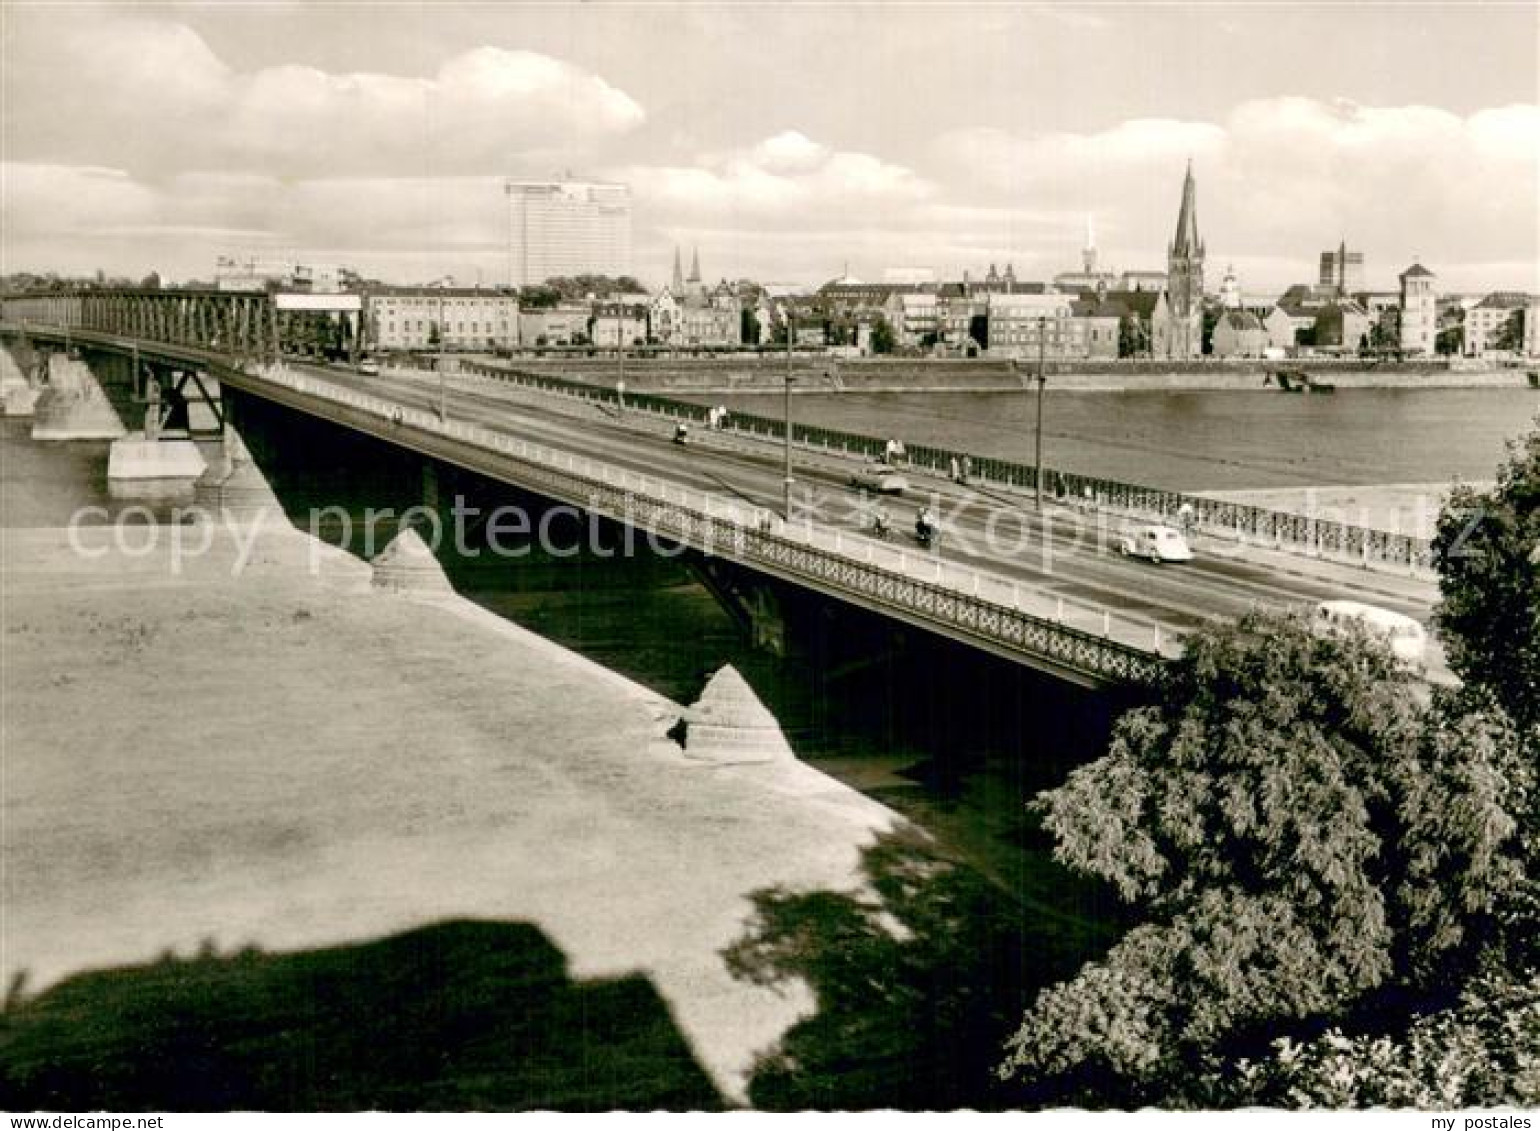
top-left (783, 309), bottom-right (796, 521)
top-left (436, 292), bottom-right (447, 422)
top-left (616, 314), bottom-right (626, 412)
top-left (1034, 314), bottom-right (1048, 510)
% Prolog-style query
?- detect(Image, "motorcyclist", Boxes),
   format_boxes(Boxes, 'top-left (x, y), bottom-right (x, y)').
top-left (673, 422), bottom-right (689, 445)
top-left (915, 506), bottom-right (936, 544)
top-left (871, 504), bottom-right (890, 539)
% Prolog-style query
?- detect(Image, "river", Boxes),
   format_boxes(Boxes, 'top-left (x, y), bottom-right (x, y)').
top-left (706, 386), bottom-right (1536, 490)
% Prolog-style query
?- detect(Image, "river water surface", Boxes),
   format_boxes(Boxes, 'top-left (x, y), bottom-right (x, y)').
top-left (708, 386), bottom-right (1536, 490)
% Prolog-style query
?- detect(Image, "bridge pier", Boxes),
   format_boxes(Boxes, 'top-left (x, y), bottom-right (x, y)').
top-left (688, 556), bottom-right (788, 658)
top-left (31, 351), bottom-right (126, 441)
top-left (0, 337), bottom-right (42, 416)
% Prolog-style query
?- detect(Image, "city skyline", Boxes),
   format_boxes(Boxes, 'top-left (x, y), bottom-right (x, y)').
top-left (3, 2), bottom-right (1536, 291)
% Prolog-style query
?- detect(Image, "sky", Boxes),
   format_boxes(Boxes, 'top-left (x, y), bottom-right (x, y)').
top-left (3, 1), bottom-right (1537, 292)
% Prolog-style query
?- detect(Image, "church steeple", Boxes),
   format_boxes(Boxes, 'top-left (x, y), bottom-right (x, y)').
top-left (671, 246), bottom-right (683, 293)
top-left (688, 247), bottom-right (701, 284)
top-left (1171, 159), bottom-right (1202, 258)
top-left (1166, 161), bottom-right (1206, 358)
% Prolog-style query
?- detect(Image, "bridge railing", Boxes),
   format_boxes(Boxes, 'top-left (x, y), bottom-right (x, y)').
top-left (255, 361), bottom-right (1177, 684)
top-left (461, 358), bottom-right (1435, 572)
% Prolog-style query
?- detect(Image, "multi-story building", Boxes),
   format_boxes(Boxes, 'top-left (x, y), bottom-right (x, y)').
top-left (1211, 310), bottom-right (1267, 358)
top-left (936, 284), bottom-right (988, 354)
top-left (519, 303), bottom-right (594, 347)
top-left (366, 288), bottom-right (519, 351)
top-left (652, 248), bottom-right (742, 347)
top-left (1119, 270), bottom-right (1168, 293)
top-left (1464, 292), bottom-right (1531, 355)
top-left (215, 256), bottom-right (351, 294)
top-left (674, 302), bottom-right (740, 347)
top-left (1398, 263), bottom-right (1438, 355)
top-left (505, 180), bottom-right (632, 287)
top-left (1319, 243), bottom-right (1365, 293)
top-left (985, 292), bottom-right (1078, 359)
top-left (885, 292), bottom-right (941, 349)
top-left (1312, 300), bottom-right (1372, 353)
top-left (1069, 296), bottom-right (1122, 358)
top-left (590, 301), bottom-right (650, 348)
top-left (1263, 302), bottom-right (1314, 352)
top-left (648, 289), bottom-right (679, 345)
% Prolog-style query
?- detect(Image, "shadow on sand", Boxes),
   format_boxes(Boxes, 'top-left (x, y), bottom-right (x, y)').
top-left (0, 919), bottom-right (724, 1111)
top-left (724, 827), bottom-right (1124, 1111)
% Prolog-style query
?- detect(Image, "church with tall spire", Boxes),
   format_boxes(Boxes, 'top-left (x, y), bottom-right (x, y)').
top-left (1164, 160), bottom-right (1206, 358)
top-left (653, 244), bottom-right (740, 346)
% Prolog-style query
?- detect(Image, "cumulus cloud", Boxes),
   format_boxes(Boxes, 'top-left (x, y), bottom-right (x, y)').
top-left (7, 16), bottom-right (644, 178)
top-left (935, 97), bottom-right (1539, 289)
top-left (617, 132), bottom-right (932, 224)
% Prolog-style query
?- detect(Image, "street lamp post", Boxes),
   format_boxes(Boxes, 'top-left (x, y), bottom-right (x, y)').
top-left (783, 312), bottom-right (795, 520)
top-left (617, 315), bottom-right (626, 408)
top-left (1035, 315), bottom-right (1048, 510)
top-left (436, 293), bottom-right (447, 422)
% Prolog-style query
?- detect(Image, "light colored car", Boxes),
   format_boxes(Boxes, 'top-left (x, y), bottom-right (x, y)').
top-left (357, 358), bottom-right (381, 376)
top-left (1315, 600), bottom-right (1428, 670)
top-left (850, 463), bottom-right (909, 495)
top-left (1118, 524), bottom-right (1194, 563)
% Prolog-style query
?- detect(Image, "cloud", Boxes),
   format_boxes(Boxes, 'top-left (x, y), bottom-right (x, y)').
top-left (6, 16), bottom-right (644, 178)
top-left (935, 97), bottom-right (1540, 289)
top-left (616, 131), bottom-right (933, 222)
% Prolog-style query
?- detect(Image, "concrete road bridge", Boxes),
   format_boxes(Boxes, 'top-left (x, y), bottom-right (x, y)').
top-left (1, 290), bottom-right (1442, 689)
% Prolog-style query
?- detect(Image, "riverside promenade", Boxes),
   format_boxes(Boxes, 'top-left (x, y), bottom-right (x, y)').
top-left (0, 486), bottom-right (900, 1105)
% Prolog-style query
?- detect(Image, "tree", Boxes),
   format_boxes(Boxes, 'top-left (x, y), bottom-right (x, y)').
top-left (1207, 965), bottom-right (1540, 1108)
top-left (998, 611), bottom-right (1525, 1104)
top-left (1435, 324), bottom-right (1464, 356)
top-left (517, 285), bottom-right (561, 310)
top-left (1495, 310), bottom-right (1525, 353)
top-left (870, 315), bottom-right (896, 356)
top-left (1201, 305), bottom-right (1222, 355)
top-left (1368, 313), bottom-right (1399, 356)
top-left (1433, 425), bottom-right (1540, 731)
top-left (1118, 313), bottom-right (1147, 358)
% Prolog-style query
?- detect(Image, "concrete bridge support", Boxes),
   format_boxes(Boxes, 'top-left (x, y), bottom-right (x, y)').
top-left (32, 352), bottom-right (126, 441)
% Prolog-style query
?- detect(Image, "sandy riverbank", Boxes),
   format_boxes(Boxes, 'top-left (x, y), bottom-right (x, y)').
top-left (0, 517), bottom-right (901, 1105)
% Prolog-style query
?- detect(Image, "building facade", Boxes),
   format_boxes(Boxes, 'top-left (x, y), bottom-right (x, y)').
top-left (519, 304), bottom-right (593, 347)
top-left (590, 302), bottom-right (650, 348)
top-left (1398, 263), bottom-right (1437, 355)
top-left (215, 256), bottom-right (351, 294)
top-left (1211, 310), bottom-right (1267, 358)
top-left (1319, 243), bottom-right (1365, 293)
top-left (505, 180), bottom-right (632, 287)
top-left (367, 289), bottom-right (519, 351)
top-left (1464, 292), bottom-right (1531, 355)
top-left (985, 292), bottom-right (1078, 359)
top-left (652, 247), bottom-right (741, 347)
top-left (1313, 300), bottom-right (1372, 352)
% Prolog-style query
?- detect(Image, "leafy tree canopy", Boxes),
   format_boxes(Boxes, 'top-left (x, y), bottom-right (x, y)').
top-left (1434, 423), bottom-right (1540, 731)
top-left (999, 612), bottom-right (1524, 1104)
top-left (540, 275), bottom-right (646, 300)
